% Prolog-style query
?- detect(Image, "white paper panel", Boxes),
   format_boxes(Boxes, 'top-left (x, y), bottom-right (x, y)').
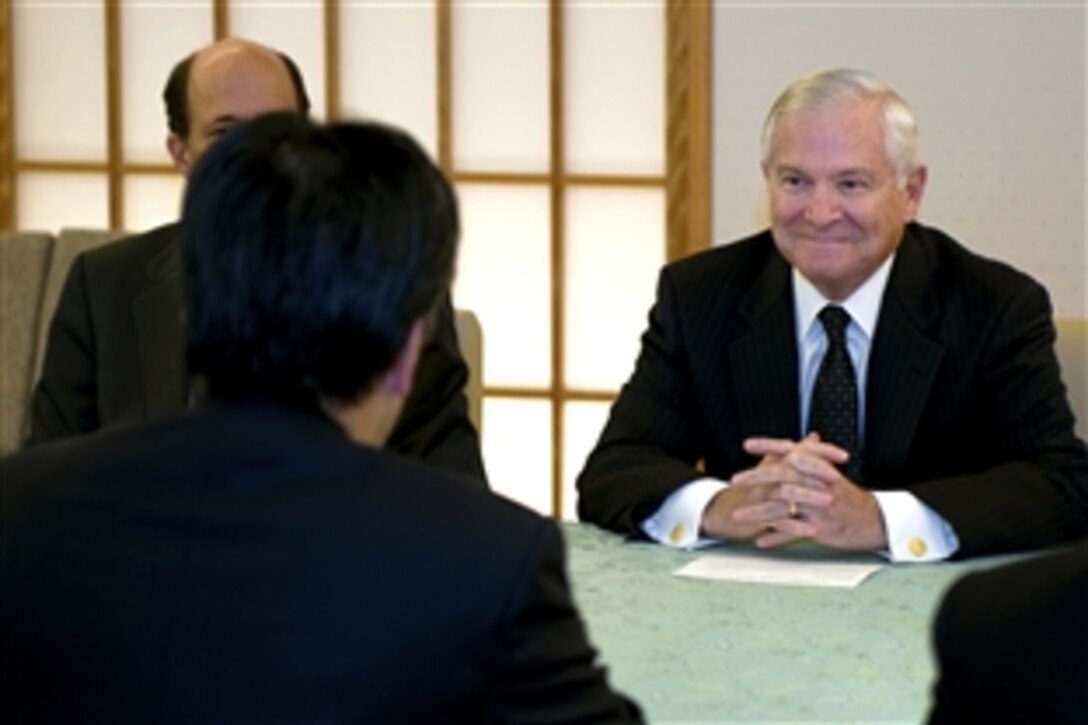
top-left (713, 5), bottom-right (1087, 317)
top-left (17, 173), bottom-right (109, 234)
top-left (13, 3), bottom-right (107, 160)
top-left (451, 2), bottom-right (549, 172)
top-left (341, 3), bottom-right (438, 157)
top-left (564, 187), bottom-right (664, 391)
top-left (452, 184), bottom-right (552, 388)
top-left (483, 399), bottom-right (552, 516)
top-left (228, 3), bottom-right (326, 121)
top-left (562, 400), bottom-right (612, 521)
top-left (123, 175), bottom-right (186, 234)
top-left (120, 3), bottom-right (214, 163)
top-left (565, 0), bottom-right (665, 175)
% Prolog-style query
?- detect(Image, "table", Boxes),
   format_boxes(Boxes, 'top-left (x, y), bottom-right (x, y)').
top-left (561, 523), bottom-right (1025, 724)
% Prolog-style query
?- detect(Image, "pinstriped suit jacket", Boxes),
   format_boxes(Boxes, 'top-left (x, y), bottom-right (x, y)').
top-left (576, 223), bottom-right (1088, 557)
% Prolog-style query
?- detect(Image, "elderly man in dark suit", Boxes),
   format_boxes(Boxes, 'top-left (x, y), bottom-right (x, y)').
top-left (2, 114), bottom-right (641, 722)
top-left (28, 37), bottom-right (486, 482)
top-left (929, 540), bottom-right (1088, 722)
top-left (577, 68), bottom-right (1087, 561)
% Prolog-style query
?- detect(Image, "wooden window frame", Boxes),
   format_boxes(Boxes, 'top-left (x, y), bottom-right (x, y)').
top-left (0, 0), bottom-right (711, 518)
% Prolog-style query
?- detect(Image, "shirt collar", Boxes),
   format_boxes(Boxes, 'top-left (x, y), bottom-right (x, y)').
top-left (793, 253), bottom-right (895, 341)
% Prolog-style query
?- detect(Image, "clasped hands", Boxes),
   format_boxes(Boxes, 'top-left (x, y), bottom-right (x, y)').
top-left (700, 433), bottom-right (887, 552)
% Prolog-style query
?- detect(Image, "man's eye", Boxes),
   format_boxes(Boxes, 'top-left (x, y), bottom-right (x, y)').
top-left (839, 178), bottom-right (869, 192)
top-left (780, 174), bottom-right (806, 189)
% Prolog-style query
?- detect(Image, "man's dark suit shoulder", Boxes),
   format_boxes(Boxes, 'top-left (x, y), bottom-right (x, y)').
top-left (900, 222), bottom-right (1046, 309)
top-left (930, 542), bottom-right (1088, 723)
top-left (78, 221), bottom-right (179, 277)
top-left (3, 406), bottom-right (639, 722)
top-left (662, 230), bottom-right (780, 297)
top-left (27, 223), bottom-right (184, 442)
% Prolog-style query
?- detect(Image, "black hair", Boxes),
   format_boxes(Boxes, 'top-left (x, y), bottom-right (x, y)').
top-left (182, 113), bottom-right (458, 405)
top-left (163, 48), bottom-right (312, 137)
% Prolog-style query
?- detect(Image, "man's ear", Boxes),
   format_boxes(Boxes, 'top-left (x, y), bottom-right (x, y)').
top-left (902, 164), bottom-right (928, 221)
top-left (166, 133), bottom-right (191, 175)
top-left (382, 319), bottom-right (426, 398)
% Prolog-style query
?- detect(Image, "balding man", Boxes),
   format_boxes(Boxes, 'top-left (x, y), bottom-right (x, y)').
top-left (28, 38), bottom-right (487, 483)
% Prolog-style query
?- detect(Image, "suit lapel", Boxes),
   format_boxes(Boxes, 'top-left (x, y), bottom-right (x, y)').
top-left (728, 250), bottom-right (800, 439)
top-left (865, 229), bottom-right (945, 475)
top-left (134, 228), bottom-right (188, 417)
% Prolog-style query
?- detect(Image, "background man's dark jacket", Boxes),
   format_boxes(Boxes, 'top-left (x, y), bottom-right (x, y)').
top-left (28, 222), bottom-right (487, 482)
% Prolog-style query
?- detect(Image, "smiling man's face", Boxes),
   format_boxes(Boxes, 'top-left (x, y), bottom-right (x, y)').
top-left (763, 97), bottom-right (926, 300)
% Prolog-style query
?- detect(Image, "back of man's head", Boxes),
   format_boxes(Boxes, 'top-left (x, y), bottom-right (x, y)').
top-left (182, 113), bottom-right (458, 406)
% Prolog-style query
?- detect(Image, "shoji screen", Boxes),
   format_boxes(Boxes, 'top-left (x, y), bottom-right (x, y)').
top-left (4, 1), bottom-right (711, 519)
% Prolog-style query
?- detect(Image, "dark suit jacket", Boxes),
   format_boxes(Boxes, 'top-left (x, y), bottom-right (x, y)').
top-left (929, 540), bottom-right (1088, 723)
top-left (27, 222), bottom-right (487, 482)
top-left (577, 223), bottom-right (1088, 557)
top-left (2, 401), bottom-right (640, 723)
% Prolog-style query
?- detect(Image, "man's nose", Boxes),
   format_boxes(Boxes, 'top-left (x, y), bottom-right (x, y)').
top-left (803, 185), bottom-right (842, 225)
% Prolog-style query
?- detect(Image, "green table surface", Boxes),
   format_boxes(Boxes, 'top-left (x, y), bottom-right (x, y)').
top-left (561, 523), bottom-right (1026, 725)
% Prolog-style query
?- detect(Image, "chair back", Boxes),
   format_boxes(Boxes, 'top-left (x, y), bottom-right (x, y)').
top-left (1054, 317), bottom-right (1087, 441)
top-left (454, 309), bottom-right (484, 434)
top-left (0, 232), bottom-right (55, 453)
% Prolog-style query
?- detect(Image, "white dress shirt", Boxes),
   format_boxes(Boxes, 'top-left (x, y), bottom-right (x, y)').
top-left (641, 254), bottom-right (960, 562)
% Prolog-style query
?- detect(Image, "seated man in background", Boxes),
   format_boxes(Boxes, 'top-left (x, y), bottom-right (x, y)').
top-left (929, 540), bottom-right (1088, 722)
top-left (27, 37), bottom-right (487, 483)
top-left (2, 114), bottom-right (641, 722)
top-left (577, 67), bottom-right (1087, 560)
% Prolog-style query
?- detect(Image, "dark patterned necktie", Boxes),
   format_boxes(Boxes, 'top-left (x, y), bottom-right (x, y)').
top-left (808, 305), bottom-right (861, 480)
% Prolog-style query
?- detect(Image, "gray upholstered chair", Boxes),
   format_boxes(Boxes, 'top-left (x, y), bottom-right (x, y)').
top-left (453, 308), bottom-right (484, 434)
top-left (1055, 317), bottom-right (1087, 441)
top-left (1, 231), bottom-right (55, 454)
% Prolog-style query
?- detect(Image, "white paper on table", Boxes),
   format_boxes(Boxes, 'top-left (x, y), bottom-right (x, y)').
top-left (673, 549), bottom-right (883, 589)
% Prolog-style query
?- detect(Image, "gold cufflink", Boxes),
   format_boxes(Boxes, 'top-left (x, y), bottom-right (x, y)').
top-left (669, 524), bottom-right (685, 544)
top-left (908, 536), bottom-right (928, 558)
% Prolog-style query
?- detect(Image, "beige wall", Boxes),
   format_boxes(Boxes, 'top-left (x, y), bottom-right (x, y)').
top-left (712, 3), bottom-right (1087, 317)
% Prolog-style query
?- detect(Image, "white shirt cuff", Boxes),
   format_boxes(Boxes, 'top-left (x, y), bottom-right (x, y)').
top-left (641, 478), bottom-right (728, 549)
top-left (872, 490), bottom-right (960, 562)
